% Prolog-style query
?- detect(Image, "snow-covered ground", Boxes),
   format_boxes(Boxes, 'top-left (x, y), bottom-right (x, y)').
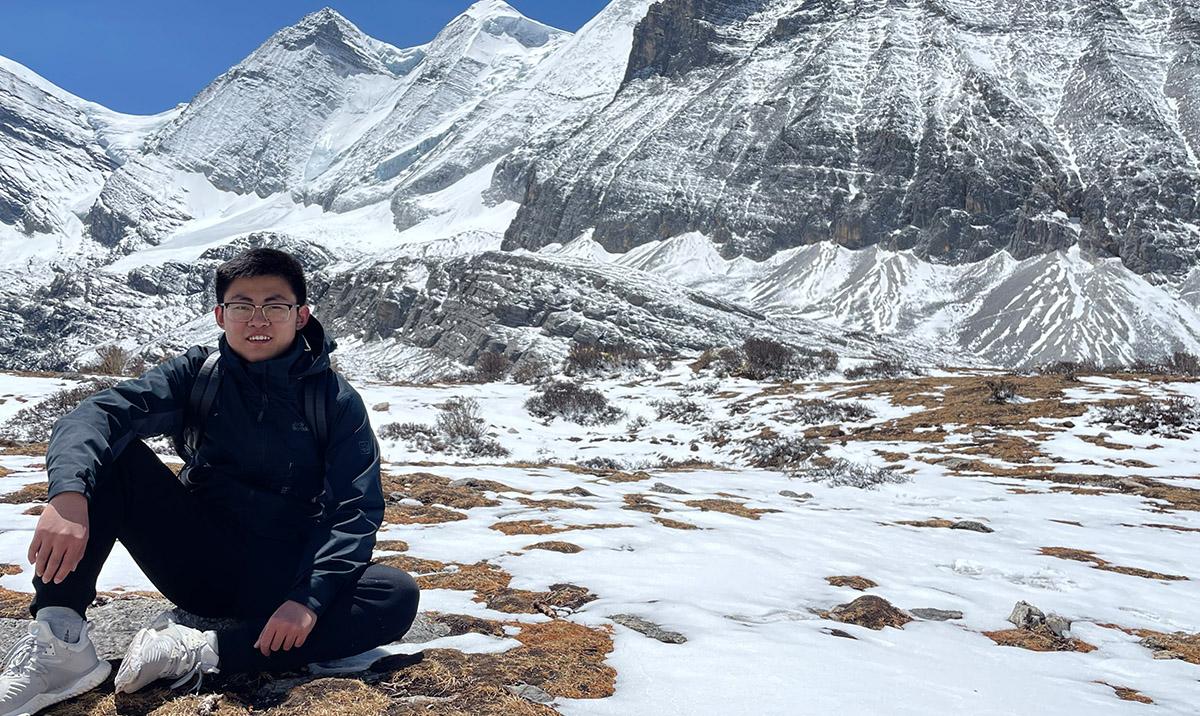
top-left (0, 365), bottom-right (1197, 713)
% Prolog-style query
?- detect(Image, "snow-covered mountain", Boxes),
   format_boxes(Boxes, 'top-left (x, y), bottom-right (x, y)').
top-left (0, 56), bottom-right (177, 261)
top-left (1, 0), bottom-right (1199, 373)
top-left (503, 0), bottom-right (1200, 278)
top-left (547, 233), bottom-right (1200, 367)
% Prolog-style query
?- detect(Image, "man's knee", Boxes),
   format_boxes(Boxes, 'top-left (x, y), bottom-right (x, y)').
top-left (362, 564), bottom-right (420, 638)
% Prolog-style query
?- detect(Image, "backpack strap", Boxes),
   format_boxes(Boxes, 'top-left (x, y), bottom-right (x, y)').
top-left (302, 370), bottom-right (329, 449)
top-left (177, 350), bottom-right (221, 485)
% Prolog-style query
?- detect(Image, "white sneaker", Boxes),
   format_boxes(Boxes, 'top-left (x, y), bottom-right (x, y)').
top-left (113, 617), bottom-right (218, 694)
top-left (0, 620), bottom-right (111, 716)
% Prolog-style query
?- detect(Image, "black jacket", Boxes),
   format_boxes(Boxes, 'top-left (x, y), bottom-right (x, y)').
top-left (45, 317), bottom-right (383, 617)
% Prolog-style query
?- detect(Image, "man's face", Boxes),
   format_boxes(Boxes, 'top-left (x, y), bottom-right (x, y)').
top-left (214, 275), bottom-right (310, 363)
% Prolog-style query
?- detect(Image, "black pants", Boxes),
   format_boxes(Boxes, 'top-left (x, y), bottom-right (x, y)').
top-left (30, 440), bottom-right (419, 673)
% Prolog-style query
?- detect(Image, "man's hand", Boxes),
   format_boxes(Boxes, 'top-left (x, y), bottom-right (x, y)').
top-left (254, 600), bottom-right (317, 656)
top-left (28, 491), bottom-right (89, 584)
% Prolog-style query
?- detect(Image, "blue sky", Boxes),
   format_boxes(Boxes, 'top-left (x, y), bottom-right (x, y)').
top-left (0, 1), bottom-right (610, 115)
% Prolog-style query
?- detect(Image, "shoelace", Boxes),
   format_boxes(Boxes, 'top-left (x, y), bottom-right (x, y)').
top-left (160, 624), bottom-right (215, 693)
top-left (1, 627), bottom-right (53, 679)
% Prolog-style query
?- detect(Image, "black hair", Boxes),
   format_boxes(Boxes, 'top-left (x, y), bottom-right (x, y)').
top-left (214, 248), bottom-right (307, 305)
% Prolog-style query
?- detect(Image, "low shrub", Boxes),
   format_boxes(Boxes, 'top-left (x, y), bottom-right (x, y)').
top-left (790, 399), bottom-right (874, 425)
top-left (739, 433), bottom-right (822, 473)
top-left (1036, 360), bottom-right (1098, 381)
top-left (378, 397), bottom-right (508, 458)
top-left (741, 337), bottom-right (838, 380)
top-left (805, 458), bottom-right (909, 489)
top-left (1096, 397), bottom-right (1200, 438)
top-left (564, 342), bottom-right (649, 377)
top-left (578, 456), bottom-right (623, 471)
top-left (0, 378), bottom-right (122, 443)
top-left (525, 380), bottom-right (624, 425)
top-left (985, 379), bottom-right (1018, 405)
top-left (469, 351), bottom-right (511, 383)
top-left (652, 398), bottom-right (709, 424)
top-left (844, 359), bottom-right (918, 381)
top-left (89, 345), bottom-right (144, 377)
top-left (511, 352), bottom-right (558, 384)
top-left (691, 338), bottom-right (837, 380)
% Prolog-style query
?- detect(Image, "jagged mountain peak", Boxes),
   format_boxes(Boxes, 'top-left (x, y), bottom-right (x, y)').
top-left (446, 0), bottom-right (566, 49)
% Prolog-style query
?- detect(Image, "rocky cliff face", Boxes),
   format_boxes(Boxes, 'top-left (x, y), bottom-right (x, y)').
top-left (502, 0), bottom-right (1200, 277)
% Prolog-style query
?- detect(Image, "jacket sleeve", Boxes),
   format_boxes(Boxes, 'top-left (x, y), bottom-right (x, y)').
top-left (288, 376), bottom-right (383, 617)
top-left (45, 349), bottom-right (204, 502)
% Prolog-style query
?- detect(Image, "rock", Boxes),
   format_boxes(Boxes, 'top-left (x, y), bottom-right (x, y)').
top-left (911, 608), bottom-right (964, 621)
top-left (505, 683), bottom-right (556, 704)
top-left (779, 490), bottom-right (813, 499)
top-left (88, 596), bottom-right (176, 659)
top-left (399, 613), bottom-right (453, 644)
top-left (372, 402), bottom-right (390, 411)
top-left (951, 520), bottom-right (994, 533)
top-left (1007, 601), bottom-right (1046, 630)
top-left (608, 613), bottom-right (687, 643)
top-left (828, 596), bottom-right (912, 630)
top-left (1045, 613), bottom-right (1072, 638)
top-left (650, 482), bottom-right (687, 494)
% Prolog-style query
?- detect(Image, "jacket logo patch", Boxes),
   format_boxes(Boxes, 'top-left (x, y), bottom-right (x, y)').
top-left (358, 440), bottom-right (371, 455)
top-left (292, 421), bottom-right (310, 432)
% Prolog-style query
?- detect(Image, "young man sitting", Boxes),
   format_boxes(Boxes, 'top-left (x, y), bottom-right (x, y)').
top-left (0, 248), bottom-right (419, 715)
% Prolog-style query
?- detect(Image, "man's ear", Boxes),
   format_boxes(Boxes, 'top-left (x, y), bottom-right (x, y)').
top-left (214, 305), bottom-right (225, 330)
top-left (297, 305), bottom-right (311, 330)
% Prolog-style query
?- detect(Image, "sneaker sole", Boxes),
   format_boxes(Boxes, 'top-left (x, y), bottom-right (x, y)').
top-left (4, 660), bottom-right (111, 716)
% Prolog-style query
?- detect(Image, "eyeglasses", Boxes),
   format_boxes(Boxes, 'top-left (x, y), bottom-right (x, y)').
top-left (220, 302), bottom-right (299, 323)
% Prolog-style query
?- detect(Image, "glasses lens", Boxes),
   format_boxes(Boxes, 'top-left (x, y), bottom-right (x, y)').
top-left (225, 303), bottom-right (254, 322)
top-left (263, 304), bottom-right (293, 322)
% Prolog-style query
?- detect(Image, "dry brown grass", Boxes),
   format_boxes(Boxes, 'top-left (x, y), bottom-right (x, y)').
top-left (983, 627), bottom-right (1097, 653)
top-left (622, 493), bottom-right (666, 515)
top-left (1128, 629), bottom-right (1200, 664)
top-left (0, 466), bottom-right (10, 478)
top-left (426, 611), bottom-right (510, 637)
top-left (0, 481), bottom-right (48, 504)
top-left (375, 554), bottom-right (448, 574)
top-left (0, 586), bottom-right (31, 618)
top-left (1039, 547), bottom-right (1188, 581)
top-left (418, 561), bottom-right (513, 596)
top-left (414, 561), bottom-right (595, 615)
top-left (0, 442), bottom-right (47, 456)
top-left (826, 576), bottom-right (878, 591)
top-left (1131, 523), bottom-right (1200, 533)
top-left (266, 678), bottom-right (391, 716)
top-left (682, 499), bottom-right (779, 520)
top-left (826, 595), bottom-right (911, 630)
top-left (515, 497), bottom-right (595, 511)
top-left (653, 517), bottom-right (700, 530)
top-left (595, 471), bottom-right (651, 483)
top-left (523, 541), bottom-right (583, 554)
top-left (375, 539), bottom-right (410, 552)
top-left (490, 519), bottom-right (566, 536)
top-left (378, 619), bottom-right (614, 712)
top-left (384, 504), bottom-right (468, 525)
top-left (381, 472), bottom-right (502, 509)
top-left (489, 520), bottom-right (632, 536)
top-left (1094, 682), bottom-right (1153, 704)
top-left (23, 505), bottom-right (44, 516)
top-left (1078, 435), bottom-right (1136, 450)
top-left (896, 518), bottom-right (956, 529)
top-left (0, 563), bottom-right (20, 576)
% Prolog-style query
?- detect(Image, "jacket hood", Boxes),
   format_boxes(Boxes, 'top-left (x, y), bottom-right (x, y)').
top-left (297, 315), bottom-right (336, 377)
